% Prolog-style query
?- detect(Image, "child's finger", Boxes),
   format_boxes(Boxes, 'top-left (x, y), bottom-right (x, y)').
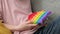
top-left (26, 20), bottom-right (33, 24)
top-left (28, 24), bottom-right (37, 26)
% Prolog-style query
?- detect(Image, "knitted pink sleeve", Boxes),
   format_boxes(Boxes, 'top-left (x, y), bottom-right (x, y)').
top-left (1, 0), bottom-right (34, 34)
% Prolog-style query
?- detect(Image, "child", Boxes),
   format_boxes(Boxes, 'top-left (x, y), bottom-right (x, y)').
top-left (0, 0), bottom-right (37, 34)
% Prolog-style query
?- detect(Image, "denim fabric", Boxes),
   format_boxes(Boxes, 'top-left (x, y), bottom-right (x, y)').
top-left (34, 16), bottom-right (60, 34)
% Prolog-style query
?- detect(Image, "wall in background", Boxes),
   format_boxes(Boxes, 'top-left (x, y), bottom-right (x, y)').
top-left (31, 0), bottom-right (60, 17)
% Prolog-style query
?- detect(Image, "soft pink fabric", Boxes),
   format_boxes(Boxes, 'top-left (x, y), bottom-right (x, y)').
top-left (0, 0), bottom-right (36, 34)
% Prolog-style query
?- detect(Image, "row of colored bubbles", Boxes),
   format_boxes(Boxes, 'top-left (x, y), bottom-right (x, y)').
top-left (28, 10), bottom-right (51, 24)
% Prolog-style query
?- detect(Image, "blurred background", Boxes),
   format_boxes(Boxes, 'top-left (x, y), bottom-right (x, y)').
top-left (31, 0), bottom-right (60, 21)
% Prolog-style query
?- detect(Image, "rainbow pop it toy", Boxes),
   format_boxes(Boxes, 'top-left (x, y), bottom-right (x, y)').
top-left (28, 10), bottom-right (51, 24)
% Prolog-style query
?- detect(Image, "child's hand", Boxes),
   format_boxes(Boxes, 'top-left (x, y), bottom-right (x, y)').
top-left (16, 20), bottom-right (37, 31)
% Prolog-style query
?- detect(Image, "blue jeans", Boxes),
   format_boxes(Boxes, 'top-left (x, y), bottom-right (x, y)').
top-left (34, 16), bottom-right (60, 34)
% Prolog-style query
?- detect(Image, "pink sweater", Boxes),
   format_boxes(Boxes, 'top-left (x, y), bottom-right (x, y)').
top-left (0, 0), bottom-right (36, 34)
